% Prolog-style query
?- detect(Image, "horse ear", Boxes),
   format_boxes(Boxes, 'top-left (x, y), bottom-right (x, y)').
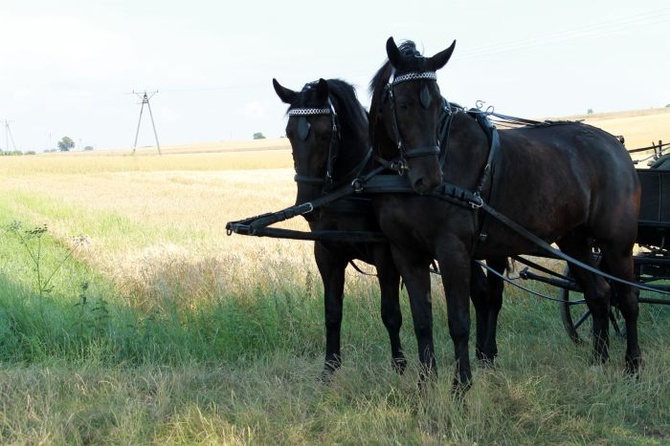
top-left (386, 37), bottom-right (402, 68)
top-left (273, 78), bottom-right (296, 104)
top-left (315, 78), bottom-right (329, 105)
top-left (428, 40), bottom-right (456, 71)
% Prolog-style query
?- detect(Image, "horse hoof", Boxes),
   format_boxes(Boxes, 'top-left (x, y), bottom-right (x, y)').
top-left (475, 351), bottom-right (497, 369)
top-left (625, 356), bottom-right (642, 378)
top-left (416, 367), bottom-right (438, 391)
top-left (478, 358), bottom-right (496, 370)
top-left (318, 368), bottom-right (335, 384)
top-left (392, 357), bottom-right (407, 375)
top-left (318, 360), bottom-right (340, 384)
top-left (451, 375), bottom-right (473, 395)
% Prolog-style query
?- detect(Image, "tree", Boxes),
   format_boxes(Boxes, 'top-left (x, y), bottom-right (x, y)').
top-left (57, 136), bottom-right (75, 152)
top-left (253, 132), bottom-right (266, 140)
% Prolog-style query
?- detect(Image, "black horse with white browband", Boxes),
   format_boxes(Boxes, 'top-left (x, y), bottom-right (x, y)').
top-left (273, 77), bottom-right (407, 379)
top-left (273, 76), bottom-right (502, 386)
top-left (369, 37), bottom-right (642, 392)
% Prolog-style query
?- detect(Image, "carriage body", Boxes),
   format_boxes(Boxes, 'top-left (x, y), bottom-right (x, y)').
top-left (637, 168), bottom-right (670, 251)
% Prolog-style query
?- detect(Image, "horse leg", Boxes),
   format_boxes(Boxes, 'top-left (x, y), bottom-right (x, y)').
top-left (558, 237), bottom-right (612, 365)
top-left (470, 261), bottom-right (489, 362)
top-left (375, 250), bottom-right (406, 374)
top-left (600, 244), bottom-right (641, 375)
top-left (391, 248), bottom-right (436, 385)
top-left (471, 257), bottom-right (505, 365)
top-left (438, 247), bottom-right (473, 393)
top-left (314, 243), bottom-right (347, 381)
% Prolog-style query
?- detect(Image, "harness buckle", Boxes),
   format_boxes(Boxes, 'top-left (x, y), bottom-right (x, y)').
top-left (391, 159), bottom-right (408, 176)
top-left (351, 178), bottom-right (364, 193)
top-left (470, 193), bottom-right (484, 209)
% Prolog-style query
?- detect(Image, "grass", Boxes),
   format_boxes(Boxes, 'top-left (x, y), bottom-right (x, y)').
top-left (1, 111), bottom-right (670, 445)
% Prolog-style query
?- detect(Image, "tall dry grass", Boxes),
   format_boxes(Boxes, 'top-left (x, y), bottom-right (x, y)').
top-left (1, 109), bottom-right (669, 444)
top-left (0, 143), bottom-right (317, 302)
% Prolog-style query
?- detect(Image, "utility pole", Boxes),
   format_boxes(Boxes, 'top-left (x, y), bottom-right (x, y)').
top-left (132, 90), bottom-right (161, 155)
top-left (3, 119), bottom-right (17, 152)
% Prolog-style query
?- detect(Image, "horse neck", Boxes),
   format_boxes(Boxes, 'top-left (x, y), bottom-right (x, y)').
top-left (332, 123), bottom-right (371, 182)
top-left (442, 112), bottom-right (493, 189)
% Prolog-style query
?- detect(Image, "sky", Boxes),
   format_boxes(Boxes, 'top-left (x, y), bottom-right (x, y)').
top-left (1, 0), bottom-right (669, 151)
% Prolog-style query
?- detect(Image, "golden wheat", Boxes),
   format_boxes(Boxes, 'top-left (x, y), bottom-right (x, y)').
top-left (1, 108), bottom-right (667, 297)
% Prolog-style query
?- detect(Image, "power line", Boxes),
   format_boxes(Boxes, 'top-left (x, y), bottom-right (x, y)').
top-left (457, 7), bottom-right (670, 59)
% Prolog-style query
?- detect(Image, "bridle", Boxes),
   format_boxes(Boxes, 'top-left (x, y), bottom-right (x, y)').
top-left (286, 86), bottom-right (375, 222)
top-left (380, 70), bottom-right (444, 174)
top-left (288, 95), bottom-right (341, 192)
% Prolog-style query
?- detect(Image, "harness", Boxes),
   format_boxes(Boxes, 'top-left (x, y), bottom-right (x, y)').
top-left (227, 73), bottom-right (670, 296)
top-left (376, 67), bottom-right (503, 250)
top-left (287, 88), bottom-right (378, 219)
top-left (227, 70), bottom-right (502, 245)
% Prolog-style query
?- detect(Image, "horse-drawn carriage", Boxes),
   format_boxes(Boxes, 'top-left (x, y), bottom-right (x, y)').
top-left (227, 37), bottom-right (669, 392)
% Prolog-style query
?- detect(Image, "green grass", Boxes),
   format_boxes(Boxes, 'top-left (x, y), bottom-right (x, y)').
top-left (1, 166), bottom-right (670, 444)
top-left (2, 228), bottom-right (670, 445)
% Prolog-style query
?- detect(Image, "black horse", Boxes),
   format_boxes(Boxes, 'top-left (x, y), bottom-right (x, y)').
top-left (272, 78), bottom-right (407, 378)
top-left (273, 77), bottom-right (502, 382)
top-left (369, 37), bottom-right (641, 391)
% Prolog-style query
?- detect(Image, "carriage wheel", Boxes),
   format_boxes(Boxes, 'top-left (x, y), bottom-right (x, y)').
top-left (558, 264), bottom-right (626, 344)
top-left (559, 267), bottom-right (589, 344)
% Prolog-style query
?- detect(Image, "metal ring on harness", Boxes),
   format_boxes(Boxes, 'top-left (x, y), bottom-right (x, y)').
top-left (351, 178), bottom-right (364, 193)
top-left (470, 194), bottom-right (484, 209)
top-left (391, 159), bottom-right (408, 176)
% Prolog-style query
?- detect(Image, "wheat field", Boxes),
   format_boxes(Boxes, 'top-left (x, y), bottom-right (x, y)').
top-left (2, 107), bottom-right (667, 285)
top-left (1, 107), bottom-right (669, 445)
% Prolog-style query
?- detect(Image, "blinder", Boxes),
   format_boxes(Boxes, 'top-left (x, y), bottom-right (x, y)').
top-left (380, 70), bottom-right (444, 172)
top-left (296, 117), bottom-right (311, 141)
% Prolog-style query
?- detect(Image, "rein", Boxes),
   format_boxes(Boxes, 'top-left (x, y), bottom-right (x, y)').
top-left (227, 109), bottom-right (670, 296)
top-left (478, 200), bottom-right (670, 295)
top-left (430, 111), bottom-right (670, 296)
top-left (226, 165), bottom-right (670, 295)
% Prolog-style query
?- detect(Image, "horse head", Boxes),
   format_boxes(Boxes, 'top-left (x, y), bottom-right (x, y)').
top-left (273, 78), bottom-right (369, 219)
top-left (370, 37), bottom-right (456, 194)
top-left (273, 78), bottom-right (339, 218)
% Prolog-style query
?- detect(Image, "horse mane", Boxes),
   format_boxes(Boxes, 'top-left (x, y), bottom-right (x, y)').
top-left (285, 78), bottom-right (368, 144)
top-left (368, 40), bottom-right (426, 147)
top-left (326, 79), bottom-right (367, 124)
top-left (324, 79), bottom-right (369, 142)
top-left (369, 40), bottom-right (434, 93)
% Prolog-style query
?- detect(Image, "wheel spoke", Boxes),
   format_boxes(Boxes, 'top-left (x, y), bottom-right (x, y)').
top-left (573, 310), bottom-right (591, 330)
